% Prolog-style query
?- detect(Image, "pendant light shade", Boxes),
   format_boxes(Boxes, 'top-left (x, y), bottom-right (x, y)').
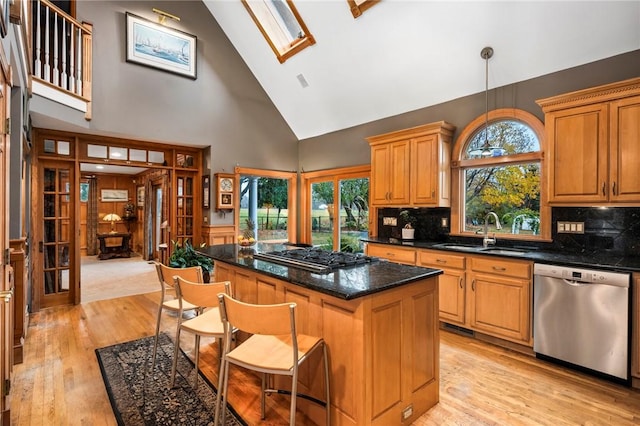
top-left (479, 46), bottom-right (505, 158)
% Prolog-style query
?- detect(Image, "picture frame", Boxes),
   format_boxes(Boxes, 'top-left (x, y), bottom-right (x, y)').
top-left (101, 189), bottom-right (128, 203)
top-left (137, 186), bottom-right (145, 207)
top-left (202, 175), bottom-right (210, 209)
top-left (219, 193), bottom-right (233, 208)
top-left (126, 12), bottom-right (197, 79)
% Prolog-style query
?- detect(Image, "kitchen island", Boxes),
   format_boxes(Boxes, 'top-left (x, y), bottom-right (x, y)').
top-left (199, 243), bottom-right (442, 425)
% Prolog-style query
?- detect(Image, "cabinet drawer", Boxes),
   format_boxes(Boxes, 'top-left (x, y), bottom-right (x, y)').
top-left (469, 256), bottom-right (531, 279)
top-left (367, 244), bottom-right (416, 265)
top-left (418, 249), bottom-right (465, 270)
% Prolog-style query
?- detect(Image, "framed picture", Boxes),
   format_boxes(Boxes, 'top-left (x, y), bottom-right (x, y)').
top-left (80, 183), bottom-right (89, 202)
top-left (219, 193), bottom-right (233, 209)
top-left (126, 12), bottom-right (197, 79)
top-left (202, 175), bottom-right (210, 209)
top-left (101, 189), bottom-right (128, 202)
top-left (137, 186), bottom-right (145, 207)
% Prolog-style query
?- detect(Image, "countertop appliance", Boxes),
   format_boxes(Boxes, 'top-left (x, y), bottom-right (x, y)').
top-left (253, 248), bottom-right (378, 274)
top-left (533, 263), bottom-right (630, 381)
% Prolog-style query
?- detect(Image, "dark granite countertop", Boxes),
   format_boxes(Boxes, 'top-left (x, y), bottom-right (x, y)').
top-left (198, 243), bottom-right (442, 300)
top-left (363, 237), bottom-right (640, 273)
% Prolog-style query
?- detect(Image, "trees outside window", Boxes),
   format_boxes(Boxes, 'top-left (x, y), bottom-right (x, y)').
top-left (453, 109), bottom-right (547, 239)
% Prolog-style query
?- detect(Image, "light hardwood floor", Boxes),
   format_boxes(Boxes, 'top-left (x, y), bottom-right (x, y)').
top-left (10, 292), bottom-right (640, 425)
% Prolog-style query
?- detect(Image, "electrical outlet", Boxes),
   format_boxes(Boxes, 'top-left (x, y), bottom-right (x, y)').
top-left (383, 217), bottom-right (398, 226)
top-left (557, 221), bottom-right (585, 234)
top-left (402, 405), bottom-right (413, 420)
top-left (441, 217), bottom-right (448, 228)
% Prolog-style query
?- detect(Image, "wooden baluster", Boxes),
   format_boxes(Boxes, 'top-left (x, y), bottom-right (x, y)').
top-left (61, 19), bottom-right (67, 90)
top-left (44, 4), bottom-right (50, 82)
top-left (68, 23), bottom-right (75, 93)
top-left (53, 11), bottom-right (59, 86)
top-left (34, 0), bottom-right (42, 79)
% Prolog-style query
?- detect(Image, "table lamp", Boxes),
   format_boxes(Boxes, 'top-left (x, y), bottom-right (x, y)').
top-left (103, 213), bottom-right (122, 234)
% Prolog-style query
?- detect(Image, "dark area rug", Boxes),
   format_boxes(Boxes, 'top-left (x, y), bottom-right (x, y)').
top-left (96, 333), bottom-right (246, 426)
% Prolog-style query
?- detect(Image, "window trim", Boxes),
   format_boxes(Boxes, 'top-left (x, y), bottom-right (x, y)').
top-left (301, 165), bottom-right (370, 250)
top-left (234, 167), bottom-right (298, 243)
top-left (241, 0), bottom-right (316, 64)
top-left (450, 108), bottom-right (551, 241)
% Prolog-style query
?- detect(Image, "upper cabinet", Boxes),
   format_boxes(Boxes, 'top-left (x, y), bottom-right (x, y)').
top-left (367, 121), bottom-right (455, 207)
top-left (537, 77), bottom-right (640, 205)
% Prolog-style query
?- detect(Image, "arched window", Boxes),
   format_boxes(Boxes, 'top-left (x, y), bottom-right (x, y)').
top-left (451, 109), bottom-right (549, 240)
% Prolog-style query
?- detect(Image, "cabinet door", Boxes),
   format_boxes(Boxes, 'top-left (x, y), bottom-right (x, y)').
top-left (610, 96), bottom-right (640, 202)
top-left (388, 141), bottom-right (411, 205)
top-left (468, 272), bottom-right (532, 345)
top-left (370, 144), bottom-right (391, 205)
top-left (632, 274), bottom-right (640, 379)
top-left (547, 103), bottom-right (608, 203)
top-left (411, 135), bottom-right (437, 205)
top-left (437, 269), bottom-right (465, 325)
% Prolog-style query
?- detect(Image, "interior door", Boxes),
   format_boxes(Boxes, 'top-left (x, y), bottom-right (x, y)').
top-left (38, 160), bottom-right (77, 308)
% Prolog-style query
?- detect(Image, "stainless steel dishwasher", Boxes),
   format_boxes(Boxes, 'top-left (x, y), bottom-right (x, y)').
top-left (533, 263), bottom-right (630, 381)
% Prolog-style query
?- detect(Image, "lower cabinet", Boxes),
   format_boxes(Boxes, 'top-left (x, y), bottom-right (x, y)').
top-left (633, 273), bottom-right (640, 382)
top-left (366, 243), bottom-right (417, 265)
top-left (418, 249), bottom-right (533, 347)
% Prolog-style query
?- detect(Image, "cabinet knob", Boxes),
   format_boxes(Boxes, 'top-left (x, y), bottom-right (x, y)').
top-left (471, 279), bottom-right (475, 291)
top-left (612, 181), bottom-right (617, 196)
top-left (493, 266), bottom-right (506, 272)
top-left (602, 182), bottom-right (606, 196)
top-left (436, 259), bottom-right (447, 264)
top-left (459, 277), bottom-right (463, 289)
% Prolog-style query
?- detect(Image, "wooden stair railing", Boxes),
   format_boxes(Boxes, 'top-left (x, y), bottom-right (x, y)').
top-left (32, 0), bottom-right (92, 120)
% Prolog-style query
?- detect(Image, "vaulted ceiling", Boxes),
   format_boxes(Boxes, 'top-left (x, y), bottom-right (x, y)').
top-left (204, 1), bottom-right (640, 141)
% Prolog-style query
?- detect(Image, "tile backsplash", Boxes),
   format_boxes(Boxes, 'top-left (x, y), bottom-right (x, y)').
top-left (551, 207), bottom-right (640, 256)
top-left (377, 206), bottom-right (640, 256)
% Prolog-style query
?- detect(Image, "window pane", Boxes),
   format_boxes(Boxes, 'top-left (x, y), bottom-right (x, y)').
top-left (339, 178), bottom-right (369, 253)
top-left (464, 163), bottom-right (540, 235)
top-left (465, 120), bottom-right (540, 159)
top-left (310, 181), bottom-right (334, 249)
top-left (239, 176), bottom-right (289, 243)
top-left (87, 144), bottom-right (108, 158)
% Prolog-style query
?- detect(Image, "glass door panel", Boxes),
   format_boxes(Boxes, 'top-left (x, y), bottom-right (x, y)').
top-left (338, 178), bottom-right (369, 253)
top-left (40, 162), bottom-right (75, 306)
top-left (239, 176), bottom-right (290, 243)
top-left (310, 181), bottom-right (334, 249)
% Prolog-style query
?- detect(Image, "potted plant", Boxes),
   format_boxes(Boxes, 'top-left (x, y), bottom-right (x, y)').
top-left (399, 210), bottom-right (416, 240)
top-left (168, 239), bottom-right (213, 282)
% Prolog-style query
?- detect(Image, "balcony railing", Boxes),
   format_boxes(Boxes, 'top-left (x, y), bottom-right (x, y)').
top-left (32, 0), bottom-right (92, 119)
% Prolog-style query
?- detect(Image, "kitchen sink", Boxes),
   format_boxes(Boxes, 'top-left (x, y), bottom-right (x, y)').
top-left (478, 247), bottom-right (528, 256)
top-left (432, 243), bottom-right (481, 251)
top-left (432, 243), bottom-right (529, 256)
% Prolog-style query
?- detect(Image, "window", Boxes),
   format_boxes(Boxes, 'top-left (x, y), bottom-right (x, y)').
top-left (236, 168), bottom-right (297, 244)
top-left (302, 166), bottom-right (370, 253)
top-left (452, 109), bottom-right (548, 240)
top-left (242, 0), bottom-right (315, 63)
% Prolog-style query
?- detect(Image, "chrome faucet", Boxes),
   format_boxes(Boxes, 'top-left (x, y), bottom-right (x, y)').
top-left (483, 212), bottom-right (502, 248)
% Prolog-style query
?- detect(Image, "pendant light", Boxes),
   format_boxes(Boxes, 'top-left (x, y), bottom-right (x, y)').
top-left (479, 46), bottom-right (505, 158)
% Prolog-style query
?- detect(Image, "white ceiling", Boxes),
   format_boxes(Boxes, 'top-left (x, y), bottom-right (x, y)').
top-left (204, 0), bottom-right (640, 141)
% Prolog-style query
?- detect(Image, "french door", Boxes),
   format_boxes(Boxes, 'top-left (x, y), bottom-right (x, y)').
top-left (37, 160), bottom-right (77, 308)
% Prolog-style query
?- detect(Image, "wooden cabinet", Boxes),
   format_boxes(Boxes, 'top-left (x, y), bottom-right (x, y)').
top-left (215, 262), bottom-right (440, 425)
top-left (369, 140), bottom-right (410, 205)
top-left (537, 78), bottom-right (640, 204)
top-left (467, 256), bottom-right (532, 345)
top-left (366, 243), bottom-right (416, 265)
top-left (418, 249), bottom-right (466, 325)
top-left (632, 273), bottom-right (640, 384)
top-left (367, 121), bottom-right (455, 207)
top-left (419, 248), bottom-right (533, 346)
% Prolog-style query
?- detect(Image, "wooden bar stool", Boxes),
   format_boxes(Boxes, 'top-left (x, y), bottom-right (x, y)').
top-left (151, 263), bottom-right (203, 371)
top-left (172, 276), bottom-right (232, 389)
top-left (214, 293), bottom-right (330, 425)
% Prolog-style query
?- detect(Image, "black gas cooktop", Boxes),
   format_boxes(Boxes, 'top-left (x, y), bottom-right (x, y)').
top-left (253, 248), bottom-right (379, 274)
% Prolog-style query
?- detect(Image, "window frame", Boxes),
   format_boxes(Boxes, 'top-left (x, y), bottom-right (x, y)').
top-left (241, 0), bottom-right (316, 64)
top-left (234, 167), bottom-right (298, 244)
top-left (347, 0), bottom-right (380, 18)
top-left (301, 165), bottom-right (370, 250)
top-left (450, 108), bottom-right (550, 241)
